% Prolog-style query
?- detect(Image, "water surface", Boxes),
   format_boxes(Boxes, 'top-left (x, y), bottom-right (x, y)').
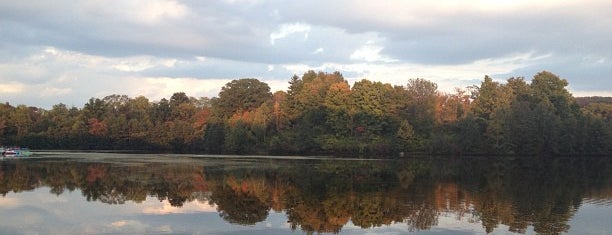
top-left (0, 153), bottom-right (610, 234)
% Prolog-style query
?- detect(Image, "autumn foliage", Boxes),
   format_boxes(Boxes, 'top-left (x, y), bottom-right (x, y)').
top-left (0, 71), bottom-right (610, 156)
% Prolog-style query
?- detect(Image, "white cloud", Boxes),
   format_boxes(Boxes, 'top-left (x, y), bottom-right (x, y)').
top-left (134, 77), bottom-right (229, 100)
top-left (40, 87), bottom-right (72, 97)
top-left (0, 46), bottom-right (236, 107)
top-left (105, 219), bottom-right (147, 234)
top-left (284, 51), bottom-right (549, 92)
top-left (113, 60), bottom-right (155, 72)
top-left (269, 23), bottom-right (311, 45)
top-left (570, 90), bottom-right (612, 97)
top-left (581, 55), bottom-right (608, 65)
top-left (270, 9), bottom-right (281, 20)
top-left (142, 198), bottom-right (217, 214)
top-left (92, 0), bottom-right (189, 25)
top-left (470, 0), bottom-right (578, 12)
top-left (471, 51), bottom-right (551, 74)
top-left (0, 197), bottom-right (21, 207)
top-left (112, 57), bottom-right (177, 72)
top-left (285, 0), bottom-right (600, 30)
top-left (111, 220), bottom-right (129, 227)
top-left (0, 0), bottom-right (611, 108)
top-left (350, 41), bottom-right (397, 63)
top-left (4, 47), bottom-right (183, 77)
top-left (0, 81), bottom-right (27, 94)
top-left (223, 0), bottom-right (265, 6)
top-left (264, 79), bottom-right (292, 94)
top-left (138, 0), bottom-right (188, 22)
top-left (163, 59), bottom-right (178, 67)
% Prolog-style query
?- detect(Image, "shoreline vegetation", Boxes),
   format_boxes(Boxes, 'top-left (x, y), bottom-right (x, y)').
top-left (1, 70), bottom-right (611, 157)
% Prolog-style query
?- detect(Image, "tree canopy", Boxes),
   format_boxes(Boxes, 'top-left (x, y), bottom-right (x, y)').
top-left (0, 71), bottom-right (609, 156)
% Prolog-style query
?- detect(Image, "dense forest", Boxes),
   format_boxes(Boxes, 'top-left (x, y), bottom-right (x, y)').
top-left (0, 70), bottom-right (610, 156)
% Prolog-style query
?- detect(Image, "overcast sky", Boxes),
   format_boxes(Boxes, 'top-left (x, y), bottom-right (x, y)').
top-left (1, 0), bottom-right (611, 108)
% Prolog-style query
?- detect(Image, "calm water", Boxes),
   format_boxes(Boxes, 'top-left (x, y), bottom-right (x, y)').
top-left (0, 153), bottom-right (610, 235)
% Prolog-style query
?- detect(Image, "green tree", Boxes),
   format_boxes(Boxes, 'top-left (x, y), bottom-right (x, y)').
top-left (225, 120), bottom-right (254, 154)
top-left (9, 105), bottom-right (33, 138)
top-left (288, 71), bottom-right (345, 118)
top-left (323, 81), bottom-right (353, 136)
top-left (280, 71), bottom-right (347, 153)
top-left (212, 78), bottom-right (272, 120)
top-left (403, 78), bottom-right (439, 149)
top-left (169, 92), bottom-right (190, 108)
top-left (151, 98), bottom-right (171, 123)
top-left (125, 96), bottom-right (153, 140)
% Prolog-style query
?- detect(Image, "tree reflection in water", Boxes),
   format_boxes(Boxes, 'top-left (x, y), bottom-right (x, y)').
top-left (0, 156), bottom-right (610, 234)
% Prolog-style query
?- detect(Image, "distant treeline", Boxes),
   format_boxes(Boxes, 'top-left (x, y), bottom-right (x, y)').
top-left (575, 96), bottom-right (612, 106)
top-left (0, 70), bottom-right (610, 156)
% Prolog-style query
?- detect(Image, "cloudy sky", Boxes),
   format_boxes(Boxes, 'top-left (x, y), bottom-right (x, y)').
top-left (1, 0), bottom-right (611, 108)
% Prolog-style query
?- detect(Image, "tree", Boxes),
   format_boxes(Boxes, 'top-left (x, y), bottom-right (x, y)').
top-left (271, 91), bottom-right (288, 132)
top-left (471, 76), bottom-right (505, 120)
top-left (287, 71), bottom-right (346, 116)
top-left (0, 69), bottom-right (608, 156)
top-left (529, 71), bottom-right (579, 154)
top-left (323, 81), bottom-right (353, 136)
top-left (225, 120), bottom-right (254, 154)
top-left (169, 92), bottom-right (190, 108)
top-left (436, 89), bottom-right (470, 124)
top-left (280, 71), bottom-right (348, 154)
top-left (10, 105), bottom-right (32, 138)
top-left (350, 80), bottom-right (399, 154)
top-left (46, 104), bottom-right (72, 138)
top-left (202, 122), bottom-right (225, 153)
top-left (396, 120), bottom-right (417, 151)
top-left (352, 79), bottom-right (397, 117)
top-left (403, 78), bottom-right (439, 148)
top-left (213, 78), bottom-right (272, 120)
top-left (125, 96), bottom-right (153, 140)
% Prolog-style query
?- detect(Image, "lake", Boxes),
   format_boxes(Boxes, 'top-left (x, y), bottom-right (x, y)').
top-left (0, 153), bottom-right (610, 235)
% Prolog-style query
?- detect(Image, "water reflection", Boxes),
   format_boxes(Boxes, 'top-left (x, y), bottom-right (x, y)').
top-left (0, 155), bottom-right (610, 234)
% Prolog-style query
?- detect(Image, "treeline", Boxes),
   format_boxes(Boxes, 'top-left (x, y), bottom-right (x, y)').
top-left (575, 96), bottom-right (612, 106)
top-left (0, 70), bottom-right (610, 156)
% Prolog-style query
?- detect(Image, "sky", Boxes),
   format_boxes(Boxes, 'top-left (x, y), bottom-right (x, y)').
top-left (1, 186), bottom-right (609, 234)
top-left (1, 0), bottom-right (612, 108)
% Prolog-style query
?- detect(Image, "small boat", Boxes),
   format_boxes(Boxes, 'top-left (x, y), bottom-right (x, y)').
top-left (1, 146), bottom-right (33, 157)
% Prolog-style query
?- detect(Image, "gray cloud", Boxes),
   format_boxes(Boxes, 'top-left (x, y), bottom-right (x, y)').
top-left (0, 0), bottom-right (611, 108)
top-left (280, 1), bottom-right (612, 64)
